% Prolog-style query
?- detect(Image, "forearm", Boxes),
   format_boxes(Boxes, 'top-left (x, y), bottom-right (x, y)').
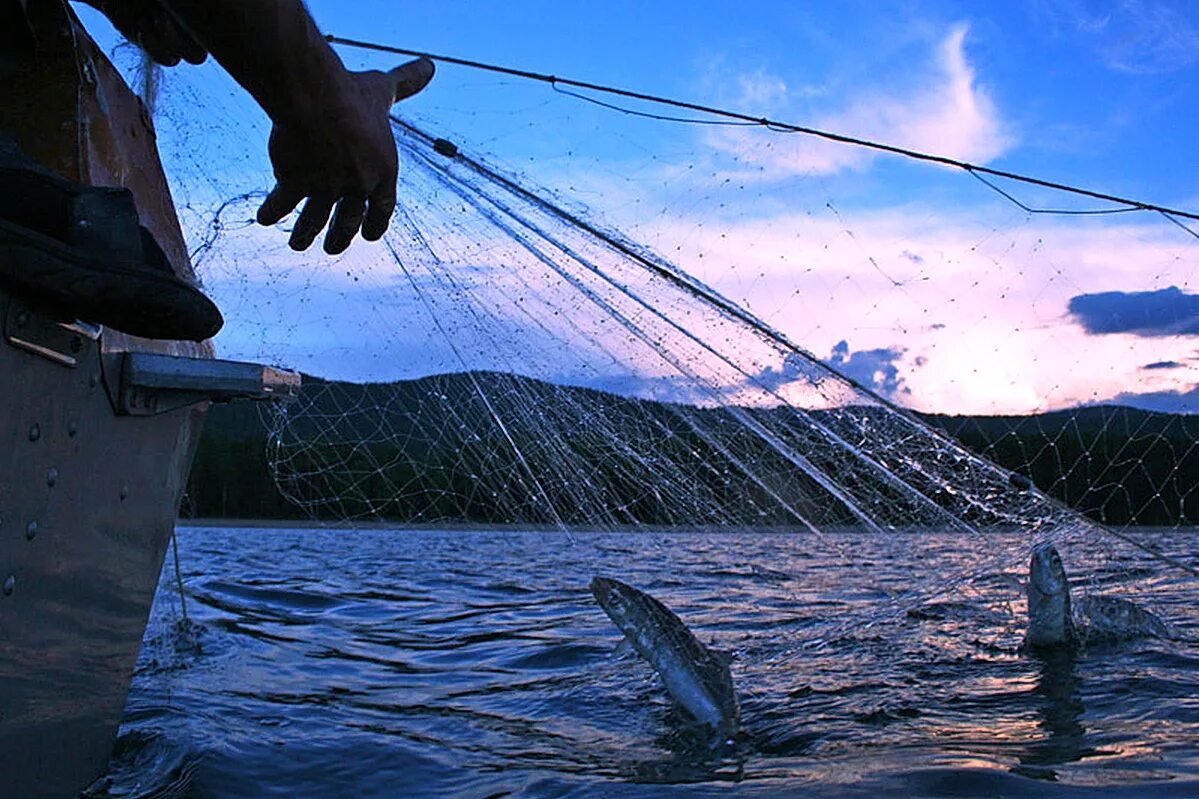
top-left (161, 0), bottom-right (349, 125)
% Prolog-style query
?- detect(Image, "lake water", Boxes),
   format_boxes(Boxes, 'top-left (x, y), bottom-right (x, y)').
top-left (90, 526), bottom-right (1199, 798)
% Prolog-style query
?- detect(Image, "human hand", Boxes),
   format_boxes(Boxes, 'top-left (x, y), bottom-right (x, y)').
top-left (82, 0), bottom-right (207, 66)
top-left (255, 57), bottom-right (434, 254)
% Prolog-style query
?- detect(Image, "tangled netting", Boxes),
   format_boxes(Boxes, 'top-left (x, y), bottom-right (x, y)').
top-left (136, 47), bottom-right (1198, 635)
top-left (277, 119), bottom-right (1066, 532)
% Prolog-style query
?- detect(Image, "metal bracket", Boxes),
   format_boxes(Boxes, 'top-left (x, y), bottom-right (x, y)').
top-left (117, 352), bottom-right (300, 416)
top-left (5, 300), bottom-right (101, 368)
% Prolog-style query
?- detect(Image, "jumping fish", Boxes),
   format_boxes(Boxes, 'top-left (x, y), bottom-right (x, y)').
top-left (1025, 543), bottom-right (1169, 650)
top-left (590, 576), bottom-right (740, 739)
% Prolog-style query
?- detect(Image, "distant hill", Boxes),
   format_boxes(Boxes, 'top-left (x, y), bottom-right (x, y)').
top-left (922, 406), bottom-right (1199, 526)
top-left (182, 371), bottom-right (1198, 526)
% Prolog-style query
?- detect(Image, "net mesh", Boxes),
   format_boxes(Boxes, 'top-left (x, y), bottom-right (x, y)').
top-left (126, 45), bottom-right (1199, 646)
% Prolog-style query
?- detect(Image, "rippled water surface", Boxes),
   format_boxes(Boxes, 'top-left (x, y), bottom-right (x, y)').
top-left (93, 526), bottom-right (1199, 798)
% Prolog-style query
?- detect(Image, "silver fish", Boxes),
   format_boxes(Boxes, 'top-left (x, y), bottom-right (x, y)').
top-left (590, 576), bottom-right (739, 738)
top-left (1026, 543), bottom-right (1169, 649)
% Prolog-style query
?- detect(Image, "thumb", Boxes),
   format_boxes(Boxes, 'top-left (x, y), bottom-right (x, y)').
top-left (389, 57), bottom-right (435, 103)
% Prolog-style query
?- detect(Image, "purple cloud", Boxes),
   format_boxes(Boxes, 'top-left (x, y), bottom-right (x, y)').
top-left (1108, 383), bottom-right (1199, 415)
top-left (1067, 286), bottom-right (1199, 337)
top-left (826, 340), bottom-right (911, 399)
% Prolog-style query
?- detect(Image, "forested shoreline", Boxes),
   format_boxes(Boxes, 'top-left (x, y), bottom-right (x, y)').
top-left (181, 372), bottom-right (1198, 527)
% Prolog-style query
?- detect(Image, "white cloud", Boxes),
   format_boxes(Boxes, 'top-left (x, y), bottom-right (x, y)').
top-left (705, 23), bottom-right (1014, 177)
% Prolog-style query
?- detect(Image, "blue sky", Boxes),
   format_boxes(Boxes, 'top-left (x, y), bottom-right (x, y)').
top-left (76, 1), bottom-right (1199, 414)
top-left (311, 0), bottom-right (1199, 206)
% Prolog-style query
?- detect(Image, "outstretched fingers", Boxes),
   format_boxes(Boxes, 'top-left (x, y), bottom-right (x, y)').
top-left (258, 185), bottom-right (304, 226)
top-left (260, 185), bottom-right (392, 253)
top-left (289, 195), bottom-right (335, 251)
top-left (391, 57), bottom-right (436, 102)
top-left (363, 180), bottom-right (396, 242)
top-left (325, 195), bottom-right (368, 254)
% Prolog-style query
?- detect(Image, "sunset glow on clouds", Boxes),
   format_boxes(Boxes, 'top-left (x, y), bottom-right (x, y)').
top-left (653, 205), bottom-right (1199, 414)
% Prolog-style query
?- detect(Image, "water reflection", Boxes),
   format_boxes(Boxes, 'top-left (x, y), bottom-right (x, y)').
top-left (1016, 650), bottom-right (1096, 780)
top-left (625, 708), bottom-right (748, 784)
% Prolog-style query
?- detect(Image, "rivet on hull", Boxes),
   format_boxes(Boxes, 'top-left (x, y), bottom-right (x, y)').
top-left (25, 521), bottom-right (37, 541)
top-left (120, 485), bottom-right (129, 501)
top-left (68, 421), bottom-right (78, 438)
top-left (3, 576), bottom-right (14, 596)
top-left (28, 424), bottom-right (40, 442)
top-left (46, 468), bottom-right (58, 487)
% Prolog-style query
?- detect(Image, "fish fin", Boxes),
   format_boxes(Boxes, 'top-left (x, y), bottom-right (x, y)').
top-left (613, 636), bottom-right (636, 659)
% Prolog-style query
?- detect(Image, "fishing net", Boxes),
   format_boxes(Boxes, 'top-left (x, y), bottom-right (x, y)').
top-left (111, 35), bottom-right (1199, 647)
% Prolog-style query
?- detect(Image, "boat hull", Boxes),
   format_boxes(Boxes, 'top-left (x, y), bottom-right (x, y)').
top-left (0, 3), bottom-right (214, 795)
top-left (0, 303), bottom-right (207, 798)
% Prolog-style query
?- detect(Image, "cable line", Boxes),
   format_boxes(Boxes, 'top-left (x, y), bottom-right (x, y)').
top-left (329, 34), bottom-right (1199, 224)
